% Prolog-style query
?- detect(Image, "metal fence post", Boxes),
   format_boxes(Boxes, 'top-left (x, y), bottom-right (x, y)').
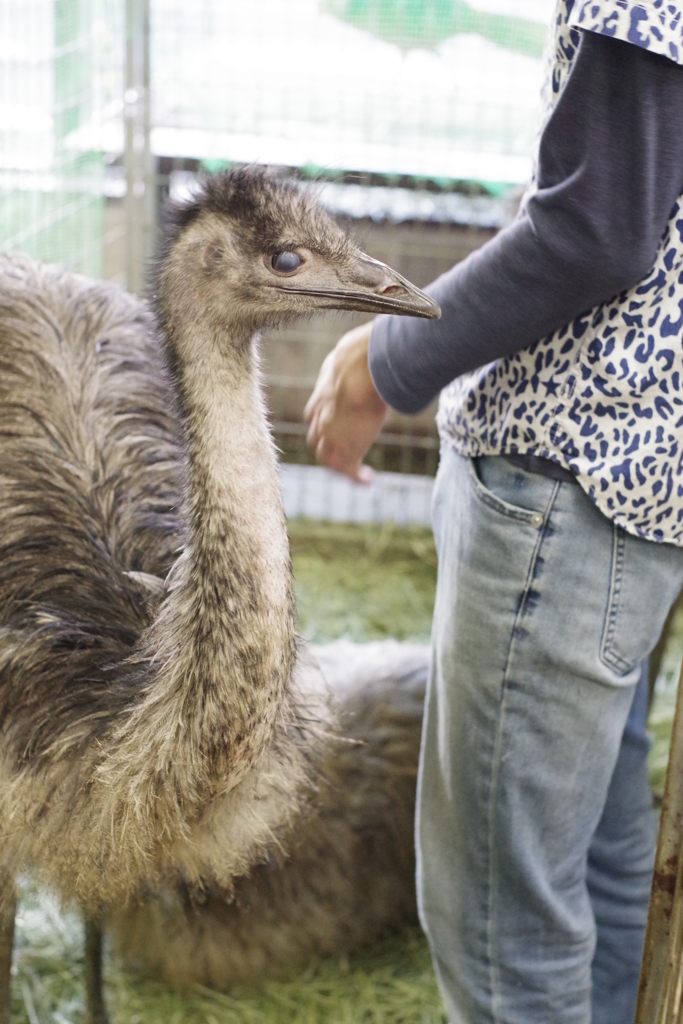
top-left (124, 0), bottom-right (153, 296)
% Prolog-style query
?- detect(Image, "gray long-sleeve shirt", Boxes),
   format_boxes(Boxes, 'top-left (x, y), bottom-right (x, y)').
top-left (369, 30), bottom-right (683, 414)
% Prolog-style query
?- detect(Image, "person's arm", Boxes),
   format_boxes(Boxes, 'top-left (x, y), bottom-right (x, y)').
top-left (306, 28), bottom-right (683, 478)
top-left (368, 29), bottom-right (683, 413)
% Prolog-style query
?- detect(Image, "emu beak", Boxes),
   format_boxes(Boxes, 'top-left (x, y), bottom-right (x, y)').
top-left (277, 252), bottom-right (441, 319)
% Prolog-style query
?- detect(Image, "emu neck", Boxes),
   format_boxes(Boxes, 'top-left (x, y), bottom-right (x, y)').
top-left (182, 336), bottom-right (290, 619)
top-left (154, 317), bottom-right (295, 782)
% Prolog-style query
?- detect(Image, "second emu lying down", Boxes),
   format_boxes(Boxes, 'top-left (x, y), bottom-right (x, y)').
top-left (110, 639), bottom-right (429, 989)
top-left (0, 168), bottom-right (439, 1023)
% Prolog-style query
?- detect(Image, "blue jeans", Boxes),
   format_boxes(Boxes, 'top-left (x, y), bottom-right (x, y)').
top-left (417, 449), bottom-right (683, 1024)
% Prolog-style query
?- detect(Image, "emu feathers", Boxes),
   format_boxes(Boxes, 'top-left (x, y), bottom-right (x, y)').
top-left (0, 167), bottom-right (438, 1021)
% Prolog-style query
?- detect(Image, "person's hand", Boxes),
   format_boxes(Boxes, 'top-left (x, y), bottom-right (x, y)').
top-left (304, 321), bottom-right (388, 483)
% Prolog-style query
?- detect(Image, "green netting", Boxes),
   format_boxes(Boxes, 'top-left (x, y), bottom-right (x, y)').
top-left (0, 0), bottom-right (554, 280)
top-left (0, 176), bottom-right (103, 271)
top-left (151, 0), bottom-right (552, 189)
top-left (323, 0), bottom-right (547, 57)
top-left (0, 0), bottom-right (115, 275)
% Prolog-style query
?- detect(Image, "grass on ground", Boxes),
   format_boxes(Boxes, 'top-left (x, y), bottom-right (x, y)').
top-left (288, 520), bottom-right (438, 644)
top-left (12, 885), bottom-right (446, 1024)
top-left (10, 521), bottom-right (445, 1024)
top-left (9, 519), bottom-right (683, 1023)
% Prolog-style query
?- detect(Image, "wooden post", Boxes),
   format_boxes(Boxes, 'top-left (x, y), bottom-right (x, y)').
top-left (634, 656), bottom-right (683, 1023)
top-left (0, 890), bottom-right (16, 1024)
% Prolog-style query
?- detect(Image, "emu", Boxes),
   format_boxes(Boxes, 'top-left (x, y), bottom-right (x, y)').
top-left (0, 167), bottom-right (439, 1023)
top-left (110, 639), bottom-right (429, 989)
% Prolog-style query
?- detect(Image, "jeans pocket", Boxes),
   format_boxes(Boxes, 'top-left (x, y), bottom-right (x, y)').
top-left (467, 455), bottom-right (556, 526)
top-left (600, 523), bottom-right (683, 676)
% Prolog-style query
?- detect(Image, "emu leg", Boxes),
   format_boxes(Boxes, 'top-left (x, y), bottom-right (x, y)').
top-left (84, 915), bottom-right (108, 1024)
top-left (0, 890), bottom-right (16, 1024)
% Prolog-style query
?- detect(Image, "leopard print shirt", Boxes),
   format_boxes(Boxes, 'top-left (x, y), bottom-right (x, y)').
top-left (438, 0), bottom-right (683, 545)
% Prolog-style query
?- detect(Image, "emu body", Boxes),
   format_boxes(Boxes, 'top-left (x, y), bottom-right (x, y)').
top-left (110, 640), bottom-right (428, 990)
top-left (0, 252), bottom-right (301, 908)
top-left (0, 168), bottom-right (438, 1022)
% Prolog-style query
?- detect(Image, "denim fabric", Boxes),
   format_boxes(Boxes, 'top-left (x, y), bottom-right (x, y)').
top-left (588, 666), bottom-right (655, 1024)
top-left (417, 449), bottom-right (683, 1024)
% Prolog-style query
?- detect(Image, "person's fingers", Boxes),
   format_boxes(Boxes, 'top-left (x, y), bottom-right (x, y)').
top-left (315, 434), bottom-right (337, 471)
top-left (304, 351), bottom-right (334, 421)
top-left (315, 433), bottom-right (372, 483)
top-left (310, 408), bottom-right (336, 459)
top-left (303, 389), bottom-right (317, 423)
top-left (305, 405), bottom-right (321, 450)
top-left (304, 321), bottom-right (382, 482)
top-left (354, 463), bottom-right (375, 485)
top-left (310, 391), bottom-right (384, 479)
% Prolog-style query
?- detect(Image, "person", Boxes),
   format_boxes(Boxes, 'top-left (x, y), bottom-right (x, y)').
top-left (304, 2), bottom-right (683, 1021)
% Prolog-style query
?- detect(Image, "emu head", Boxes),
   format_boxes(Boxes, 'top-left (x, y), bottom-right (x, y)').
top-left (154, 167), bottom-right (440, 339)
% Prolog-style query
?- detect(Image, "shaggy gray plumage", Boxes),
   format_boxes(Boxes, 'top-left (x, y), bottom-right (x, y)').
top-left (110, 640), bottom-right (428, 989)
top-left (0, 247), bottom-right (305, 908)
top-left (0, 167), bottom-right (438, 1022)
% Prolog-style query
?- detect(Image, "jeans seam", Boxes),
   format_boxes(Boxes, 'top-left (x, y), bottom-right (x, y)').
top-left (486, 479), bottom-right (561, 1024)
top-left (600, 526), bottom-right (630, 674)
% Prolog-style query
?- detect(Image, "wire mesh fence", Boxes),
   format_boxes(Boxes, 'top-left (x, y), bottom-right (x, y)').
top-left (148, 0), bottom-right (552, 188)
top-left (0, 0), bottom-right (551, 510)
top-left (0, 0), bottom-right (122, 277)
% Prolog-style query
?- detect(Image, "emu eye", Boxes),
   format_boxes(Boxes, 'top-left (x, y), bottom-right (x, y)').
top-left (271, 251), bottom-right (302, 274)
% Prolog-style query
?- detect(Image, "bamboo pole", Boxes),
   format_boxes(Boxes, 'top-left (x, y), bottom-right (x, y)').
top-left (634, 656), bottom-right (683, 1023)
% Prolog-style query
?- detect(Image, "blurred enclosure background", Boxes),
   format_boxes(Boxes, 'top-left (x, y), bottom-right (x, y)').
top-left (0, 0), bottom-right (554, 497)
top-left (4, 5), bottom-right (683, 1023)
top-left (0, 8), bottom-right (555, 1020)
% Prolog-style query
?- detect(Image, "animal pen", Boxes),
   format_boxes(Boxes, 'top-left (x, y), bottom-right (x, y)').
top-left (0, 0), bottom-right (553, 519)
top-left (1, 2), bottom-right (683, 1024)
